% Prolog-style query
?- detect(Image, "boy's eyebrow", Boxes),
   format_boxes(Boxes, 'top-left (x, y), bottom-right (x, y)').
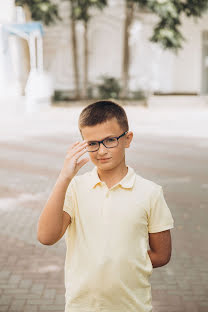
top-left (88, 134), bottom-right (116, 142)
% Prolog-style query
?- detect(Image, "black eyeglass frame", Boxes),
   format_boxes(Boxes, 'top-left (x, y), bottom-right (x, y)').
top-left (86, 131), bottom-right (128, 152)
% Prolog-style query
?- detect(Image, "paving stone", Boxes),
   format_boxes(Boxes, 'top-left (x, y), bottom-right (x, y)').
top-left (39, 304), bottom-right (65, 311)
top-left (0, 306), bottom-right (9, 312)
top-left (8, 275), bottom-right (21, 284)
top-left (0, 272), bottom-right (10, 279)
top-left (0, 297), bottom-right (11, 305)
top-left (198, 307), bottom-right (208, 312)
top-left (199, 302), bottom-right (208, 306)
top-left (26, 299), bottom-right (54, 305)
top-left (42, 289), bottom-right (56, 299)
top-left (3, 289), bottom-right (29, 294)
top-left (184, 301), bottom-right (199, 312)
top-left (9, 299), bottom-right (25, 310)
top-left (23, 306), bottom-right (38, 312)
top-left (19, 279), bottom-right (33, 289)
top-left (13, 294), bottom-right (41, 300)
top-left (0, 285), bottom-right (16, 290)
top-left (54, 294), bottom-right (65, 304)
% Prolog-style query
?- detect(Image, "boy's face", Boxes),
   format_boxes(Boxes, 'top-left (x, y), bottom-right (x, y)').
top-left (80, 118), bottom-right (133, 170)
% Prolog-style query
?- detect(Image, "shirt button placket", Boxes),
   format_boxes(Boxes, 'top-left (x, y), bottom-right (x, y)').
top-left (101, 187), bottom-right (109, 218)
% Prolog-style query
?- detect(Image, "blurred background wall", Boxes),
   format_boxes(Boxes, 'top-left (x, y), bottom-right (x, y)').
top-left (0, 0), bottom-right (208, 100)
top-left (42, 0), bottom-right (208, 95)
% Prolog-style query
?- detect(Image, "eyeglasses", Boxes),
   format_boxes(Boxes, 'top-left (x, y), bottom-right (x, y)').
top-left (85, 131), bottom-right (128, 152)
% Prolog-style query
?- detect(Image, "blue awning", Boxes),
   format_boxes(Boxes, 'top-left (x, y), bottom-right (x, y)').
top-left (2, 22), bottom-right (44, 36)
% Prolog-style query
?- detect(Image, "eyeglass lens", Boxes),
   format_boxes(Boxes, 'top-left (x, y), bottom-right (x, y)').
top-left (86, 137), bottom-right (118, 151)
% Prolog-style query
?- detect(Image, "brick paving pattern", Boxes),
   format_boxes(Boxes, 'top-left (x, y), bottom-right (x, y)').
top-left (0, 106), bottom-right (208, 312)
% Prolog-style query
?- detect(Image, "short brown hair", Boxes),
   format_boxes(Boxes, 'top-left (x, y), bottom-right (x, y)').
top-left (78, 100), bottom-right (129, 133)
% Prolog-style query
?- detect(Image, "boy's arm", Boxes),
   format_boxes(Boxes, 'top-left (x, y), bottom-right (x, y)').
top-left (37, 174), bottom-right (72, 245)
top-left (148, 229), bottom-right (172, 268)
top-left (37, 140), bottom-right (89, 246)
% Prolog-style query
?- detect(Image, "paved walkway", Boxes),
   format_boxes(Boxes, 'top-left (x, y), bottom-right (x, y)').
top-left (0, 105), bottom-right (208, 312)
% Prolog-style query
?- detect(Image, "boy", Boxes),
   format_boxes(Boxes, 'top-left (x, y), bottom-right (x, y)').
top-left (37, 100), bottom-right (174, 312)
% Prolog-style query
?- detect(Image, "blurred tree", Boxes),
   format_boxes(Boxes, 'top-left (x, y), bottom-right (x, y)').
top-left (15, 0), bottom-right (61, 25)
top-left (121, 0), bottom-right (208, 99)
top-left (121, 1), bottom-right (136, 99)
top-left (69, 0), bottom-right (80, 99)
top-left (15, 0), bottom-right (208, 100)
top-left (69, 0), bottom-right (107, 99)
top-left (97, 75), bottom-right (121, 99)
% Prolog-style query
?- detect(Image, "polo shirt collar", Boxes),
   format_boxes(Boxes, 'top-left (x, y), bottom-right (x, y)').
top-left (89, 165), bottom-right (136, 189)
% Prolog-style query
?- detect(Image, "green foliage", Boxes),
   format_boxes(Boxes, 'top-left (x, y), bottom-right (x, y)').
top-left (15, 0), bottom-right (61, 25)
top-left (69, 0), bottom-right (107, 21)
top-left (150, 19), bottom-right (185, 52)
top-left (87, 85), bottom-right (94, 98)
top-left (53, 90), bottom-right (63, 101)
top-left (133, 0), bottom-right (208, 51)
top-left (182, 0), bottom-right (208, 17)
top-left (97, 76), bottom-right (121, 99)
top-left (130, 89), bottom-right (146, 100)
top-left (53, 90), bottom-right (87, 101)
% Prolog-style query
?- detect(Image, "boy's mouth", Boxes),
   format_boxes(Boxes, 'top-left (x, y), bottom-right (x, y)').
top-left (98, 158), bottom-right (111, 161)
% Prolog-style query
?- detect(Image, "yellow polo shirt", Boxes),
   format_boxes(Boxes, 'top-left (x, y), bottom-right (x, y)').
top-left (63, 165), bottom-right (174, 312)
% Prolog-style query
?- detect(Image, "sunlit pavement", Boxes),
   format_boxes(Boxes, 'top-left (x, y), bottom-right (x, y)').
top-left (0, 103), bottom-right (208, 312)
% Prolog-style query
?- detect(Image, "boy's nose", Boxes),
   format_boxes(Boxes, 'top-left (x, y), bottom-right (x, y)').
top-left (97, 142), bottom-right (108, 155)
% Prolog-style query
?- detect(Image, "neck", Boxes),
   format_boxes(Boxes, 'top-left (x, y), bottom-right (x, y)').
top-left (97, 159), bottom-right (128, 188)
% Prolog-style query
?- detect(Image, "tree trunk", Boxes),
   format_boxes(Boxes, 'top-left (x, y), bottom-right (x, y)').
top-left (23, 4), bottom-right (32, 21)
top-left (70, 3), bottom-right (80, 99)
top-left (19, 5), bottom-right (31, 95)
top-left (82, 20), bottom-right (89, 99)
top-left (120, 1), bottom-right (135, 99)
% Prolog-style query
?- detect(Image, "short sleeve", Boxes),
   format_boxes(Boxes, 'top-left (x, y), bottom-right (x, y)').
top-left (148, 185), bottom-right (174, 233)
top-left (63, 179), bottom-right (75, 219)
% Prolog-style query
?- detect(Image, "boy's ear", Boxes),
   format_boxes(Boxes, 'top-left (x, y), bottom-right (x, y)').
top-left (125, 131), bottom-right (133, 148)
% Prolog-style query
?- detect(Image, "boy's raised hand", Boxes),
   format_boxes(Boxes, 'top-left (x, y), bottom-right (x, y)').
top-left (60, 140), bottom-right (89, 181)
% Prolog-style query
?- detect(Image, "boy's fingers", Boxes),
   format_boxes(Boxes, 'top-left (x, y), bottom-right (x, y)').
top-left (74, 147), bottom-right (88, 160)
top-left (70, 142), bottom-right (88, 156)
top-left (67, 141), bottom-right (87, 152)
top-left (77, 157), bottom-right (89, 168)
top-left (72, 141), bottom-right (87, 148)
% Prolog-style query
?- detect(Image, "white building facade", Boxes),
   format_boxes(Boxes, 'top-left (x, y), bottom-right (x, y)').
top-left (1, 0), bottom-right (208, 97)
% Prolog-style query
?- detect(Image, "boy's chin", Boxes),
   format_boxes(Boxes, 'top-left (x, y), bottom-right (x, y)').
top-left (96, 161), bottom-right (115, 170)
